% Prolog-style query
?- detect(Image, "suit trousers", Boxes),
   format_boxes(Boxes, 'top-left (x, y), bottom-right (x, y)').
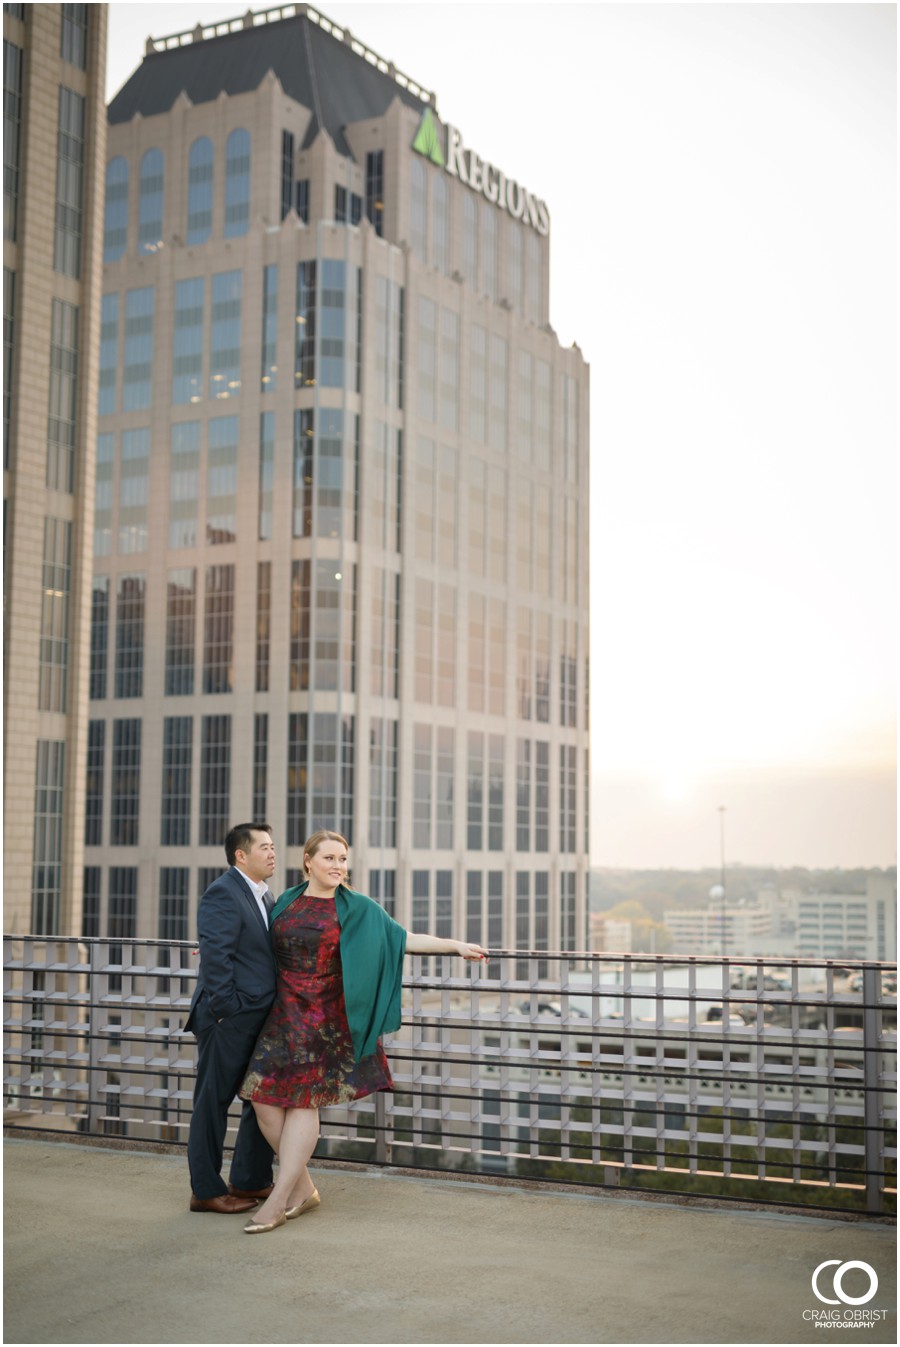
top-left (187, 1005), bottom-right (274, 1198)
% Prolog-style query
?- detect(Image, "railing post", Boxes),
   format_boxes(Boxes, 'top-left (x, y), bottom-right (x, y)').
top-left (373, 1088), bottom-right (388, 1165)
top-left (86, 940), bottom-right (104, 1136)
top-left (861, 965), bottom-right (883, 1215)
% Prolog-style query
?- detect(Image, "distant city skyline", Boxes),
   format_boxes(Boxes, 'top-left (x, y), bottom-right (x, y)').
top-left (106, 2), bottom-right (897, 869)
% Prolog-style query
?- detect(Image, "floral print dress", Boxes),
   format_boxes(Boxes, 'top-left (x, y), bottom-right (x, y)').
top-left (240, 891), bottom-right (393, 1109)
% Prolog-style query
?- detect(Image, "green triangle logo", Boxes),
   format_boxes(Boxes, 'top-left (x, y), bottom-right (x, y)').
top-left (412, 108), bottom-right (445, 167)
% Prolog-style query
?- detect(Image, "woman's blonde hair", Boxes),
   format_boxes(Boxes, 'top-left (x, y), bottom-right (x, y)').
top-left (302, 829), bottom-right (349, 875)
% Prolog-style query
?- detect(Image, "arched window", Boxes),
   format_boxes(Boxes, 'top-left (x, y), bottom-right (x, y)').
top-left (224, 129), bottom-right (250, 238)
top-left (103, 156), bottom-right (128, 262)
top-left (410, 158), bottom-right (426, 263)
top-left (186, 136), bottom-right (213, 244)
top-left (138, 148), bottom-right (164, 254)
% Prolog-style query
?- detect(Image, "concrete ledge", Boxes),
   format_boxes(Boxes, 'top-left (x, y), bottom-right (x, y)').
top-left (4, 1137), bottom-right (897, 1345)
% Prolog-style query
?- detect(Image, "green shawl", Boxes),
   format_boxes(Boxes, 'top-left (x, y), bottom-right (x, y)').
top-left (269, 881), bottom-right (407, 1062)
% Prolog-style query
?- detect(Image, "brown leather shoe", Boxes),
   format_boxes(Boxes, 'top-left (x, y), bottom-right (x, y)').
top-left (190, 1193), bottom-right (257, 1214)
top-left (228, 1183), bottom-right (274, 1200)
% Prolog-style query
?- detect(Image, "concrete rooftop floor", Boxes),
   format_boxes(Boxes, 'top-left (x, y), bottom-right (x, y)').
top-left (3, 1136), bottom-right (896, 1346)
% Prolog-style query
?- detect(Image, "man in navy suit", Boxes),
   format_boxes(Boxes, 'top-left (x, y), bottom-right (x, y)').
top-left (186, 823), bottom-right (278, 1213)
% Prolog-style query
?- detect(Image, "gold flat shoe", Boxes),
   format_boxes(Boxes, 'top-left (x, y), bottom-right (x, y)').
top-left (243, 1212), bottom-right (286, 1234)
top-left (285, 1187), bottom-right (321, 1220)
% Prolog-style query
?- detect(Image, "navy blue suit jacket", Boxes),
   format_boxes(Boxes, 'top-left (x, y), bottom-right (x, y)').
top-left (185, 866), bottom-right (277, 1032)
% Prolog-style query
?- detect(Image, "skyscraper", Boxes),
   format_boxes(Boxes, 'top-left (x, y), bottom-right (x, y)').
top-left (4, 2), bottom-right (109, 936)
top-left (57, 3), bottom-right (591, 956)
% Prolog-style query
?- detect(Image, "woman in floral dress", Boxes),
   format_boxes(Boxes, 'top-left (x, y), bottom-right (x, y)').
top-left (239, 829), bottom-right (486, 1233)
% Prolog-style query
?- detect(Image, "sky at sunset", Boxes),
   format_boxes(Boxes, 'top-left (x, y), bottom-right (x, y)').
top-left (107, 1), bottom-right (897, 869)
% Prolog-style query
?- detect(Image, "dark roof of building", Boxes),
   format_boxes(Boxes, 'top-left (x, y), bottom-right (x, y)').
top-left (107, 11), bottom-right (430, 157)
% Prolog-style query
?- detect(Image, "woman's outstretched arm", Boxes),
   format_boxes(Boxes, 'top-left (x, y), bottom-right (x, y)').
top-left (404, 933), bottom-right (487, 961)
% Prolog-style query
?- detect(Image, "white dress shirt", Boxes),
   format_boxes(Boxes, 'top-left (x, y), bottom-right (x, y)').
top-left (238, 871), bottom-right (271, 929)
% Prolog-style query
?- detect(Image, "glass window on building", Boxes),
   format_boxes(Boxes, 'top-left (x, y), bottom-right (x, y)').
top-left (138, 148), bottom-right (164, 254)
top-left (316, 407), bottom-right (345, 538)
top-left (487, 872), bottom-right (503, 959)
top-left (54, 87), bottom-right (85, 277)
top-left (412, 870), bottom-right (431, 933)
top-left (31, 741), bottom-right (65, 934)
top-left (535, 612), bottom-right (551, 721)
top-left (169, 420), bottom-right (200, 548)
top-left (370, 420), bottom-right (402, 552)
top-left (560, 745), bottom-right (577, 853)
top-left (4, 40), bottom-right (23, 241)
top-left (416, 296), bottom-right (436, 422)
top-left (487, 735), bottom-right (504, 851)
top-left (507, 220), bottom-right (522, 309)
top-left (295, 260), bottom-right (316, 388)
top-left (159, 867), bottom-right (189, 940)
top-left (289, 560), bottom-right (310, 692)
top-left (161, 718), bottom-right (192, 846)
top-left (286, 712), bottom-right (354, 845)
top-left (200, 715), bottom-right (231, 846)
top-left (517, 349), bottom-right (533, 465)
top-left (103, 157), bottom-right (128, 262)
top-left (370, 568), bottom-right (399, 699)
top-left (466, 871), bottom-right (482, 945)
top-left (560, 620), bottom-right (577, 727)
top-left (410, 158), bottom-right (427, 262)
top-left (365, 149), bottom-right (384, 237)
top-left (312, 560), bottom-right (356, 693)
top-left (256, 560), bottom-right (271, 693)
top-left (374, 277), bottom-right (403, 409)
top-left (114, 575), bottom-right (145, 698)
top-left (118, 427), bottom-right (149, 555)
top-left (203, 564), bottom-right (234, 693)
top-left (165, 568), bottom-right (196, 696)
top-left (296, 178), bottom-right (309, 224)
top-left (369, 718), bottom-right (398, 848)
top-left (460, 196), bottom-right (478, 293)
top-left (435, 727), bottom-right (454, 848)
top-left (258, 411), bottom-right (274, 539)
top-left (122, 286), bottom-right (154, 412)
top-left (108, 866), bottom-right (138, 936)
top-left (413, 724), bottom-right (432, 849)
top-left (489, 334), bottom-right (508, 452)
top-left (439, 310), bottom-right (459, 433)
top-left (98, 293), bottom-right (119, 416)
top-left (467, 732), bottom-right (483, 851)
top-left (516, 740), bottom-right (531, 851)
top-left (534, 358), bottom-right (552, 472)
top-left (481, 203), bottom-right (497, 300)
top-left (432, 171), bottom-right (449, 274)
top-left (487, 465), bottom-right (506, 583)
top-left (292, 407), bottom-right (313, 537)
top-left (334, 184), bottom-right (347, 223)
top-left (89, 576), bottom-right (109, 700)
top-left (280, 130), bottom-right (294, 220)
top-left (515, 872), bottom-right (531, 978)
top-left (253, 713), bottom-right (268, 820)
top-left (46, 299), bottom-right (79, 492)
top-left (535, 743), bottom-right (550, 851)
top-left (39, 517), bottom-right (72, 712)
top-left (436, 585), bottom-right (456, 708)
top-left (207, 415), bottom-right (238, 542)
top-left (534, 873), bottom-right (549, 975)
top-left (186, 136), bottom-right (213, 244)
top-left (469, 325), bottom-right (487, 443)
top-left (172, 277), bottom-right (204, 405)
top-left (85, 720), bottom-right (105, 847)
top-left (369, 869), bottom-right (395, 917)
top-left (224, 128), bottom-right (250, 238)
top-left (110, 720), bottom-right (141, 846)
top-left (260, 264), bottom-right (277, 393)
top-left (320, 259), bottom-right (346, 388)
top-left (525, 232), bottom-right (542, 323)
top-left (517, 607), bottom-right (532, 720)
top-left (61, 4), bottom-right (88, 68)
top-left (82, 867), bottom-right (101, 939)
top-left (209, 270), bottom-right (242, 399)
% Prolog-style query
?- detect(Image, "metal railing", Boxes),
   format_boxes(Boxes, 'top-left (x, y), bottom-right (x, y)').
top-left (3, 937), bottom-right (896, 1213)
